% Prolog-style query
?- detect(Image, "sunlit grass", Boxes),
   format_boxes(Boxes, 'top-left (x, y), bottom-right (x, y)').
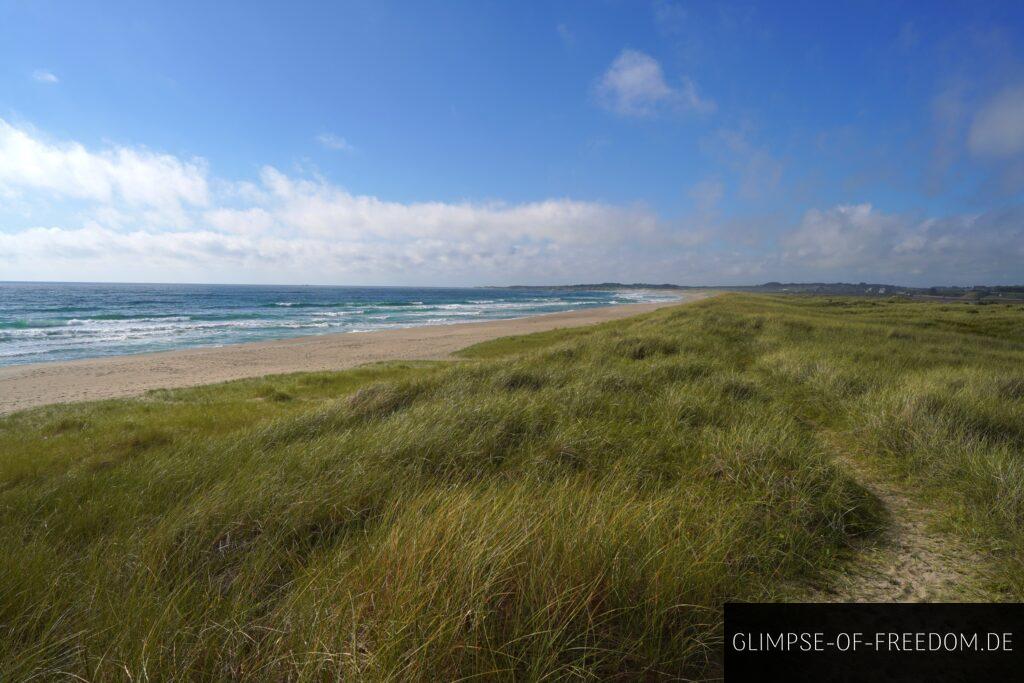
top-left (2, 294), bottom-right (1023, 679)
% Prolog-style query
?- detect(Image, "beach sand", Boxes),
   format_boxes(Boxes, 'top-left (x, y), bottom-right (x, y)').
top-left (0, 293), bottom-right (707, 414)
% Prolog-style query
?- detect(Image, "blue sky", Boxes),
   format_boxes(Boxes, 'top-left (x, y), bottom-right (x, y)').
top-left (1, 0), bottom-right (1023, 286)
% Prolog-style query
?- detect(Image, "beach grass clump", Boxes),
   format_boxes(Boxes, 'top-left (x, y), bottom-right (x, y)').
top-left (2, 294), bottom-right (1024, 679)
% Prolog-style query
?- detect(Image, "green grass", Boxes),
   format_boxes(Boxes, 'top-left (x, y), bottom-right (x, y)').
top-left (2, 294), bottom-right (1023, 680)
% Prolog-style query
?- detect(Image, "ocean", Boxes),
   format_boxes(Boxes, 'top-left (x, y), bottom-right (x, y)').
top-left (0, 282), bottom-right (678, 366)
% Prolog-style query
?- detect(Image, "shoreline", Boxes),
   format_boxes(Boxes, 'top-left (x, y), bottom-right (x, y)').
top-left (0, 293), bottom-right (707, 414)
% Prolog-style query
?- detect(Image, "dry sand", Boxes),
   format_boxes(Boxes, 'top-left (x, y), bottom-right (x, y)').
top-left (0, 293), bottom-right (707, 414)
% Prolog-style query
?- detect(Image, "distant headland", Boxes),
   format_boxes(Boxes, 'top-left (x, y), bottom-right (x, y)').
top-left (494, 282), bottom-right (1024, 302)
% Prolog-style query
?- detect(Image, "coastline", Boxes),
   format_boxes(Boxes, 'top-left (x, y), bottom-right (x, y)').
top-left (0, 293), bottom-right (707, 414)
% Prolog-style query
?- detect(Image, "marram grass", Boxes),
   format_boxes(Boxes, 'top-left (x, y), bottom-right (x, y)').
top-left (2, 294), bottom-right (1023, 680)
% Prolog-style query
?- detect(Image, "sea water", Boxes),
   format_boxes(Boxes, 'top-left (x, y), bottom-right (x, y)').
top-left (0, 282), bottom-right (677, 366)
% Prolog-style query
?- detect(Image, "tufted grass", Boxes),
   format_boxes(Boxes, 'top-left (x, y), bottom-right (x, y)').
top-left (2, 294), bottom-right (1023, 679)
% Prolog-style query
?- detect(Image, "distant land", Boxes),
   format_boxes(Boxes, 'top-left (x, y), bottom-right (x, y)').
top-left (498, 282), bottom-right (1024, 302)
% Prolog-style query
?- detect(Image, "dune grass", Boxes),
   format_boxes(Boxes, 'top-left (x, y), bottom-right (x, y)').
top-left (1, 294), bottom-right (1023, 679)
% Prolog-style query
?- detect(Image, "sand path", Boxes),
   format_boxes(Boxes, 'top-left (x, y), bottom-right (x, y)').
top-left (0, 293), bottom-right (707, 414)
top-left (811, 453), bottom-right (1000, 602)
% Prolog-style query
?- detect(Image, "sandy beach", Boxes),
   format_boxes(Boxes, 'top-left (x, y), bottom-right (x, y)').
top-left (0, 293), bottom-right (705, 414)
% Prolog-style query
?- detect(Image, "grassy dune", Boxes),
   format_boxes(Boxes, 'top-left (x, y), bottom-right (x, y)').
top-left (2, 294), bottom-right (1023, 679)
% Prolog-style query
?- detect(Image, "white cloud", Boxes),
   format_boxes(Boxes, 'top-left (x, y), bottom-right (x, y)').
top-left (968, 84), bottom-right (1024, 158)
top-left (1, 118), bottom-right (1021, 286)
top-left (0, 219), bottom-right (662, 285)
top-left (782, 204), bottom-right (896, 270)
top-left (595, 49), bottom-right (714, 117)
top-left (0, 119), bottom-right (669, 284)
top-left (316, 133), bottom-right (354, 152)
top-left (203, 207), bottom-right (276, 234)
top-left (31, 69), bottom-right (59, 84)
top-left (0, 120), bottom-right (209, 212)
top-left (781, 203), bottom-right (1024, 282)
top-left (255, 165), bottom-right (656, 245)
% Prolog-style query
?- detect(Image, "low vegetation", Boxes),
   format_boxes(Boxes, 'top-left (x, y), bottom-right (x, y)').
top-left (2, 294), bottom-right (1023, 679)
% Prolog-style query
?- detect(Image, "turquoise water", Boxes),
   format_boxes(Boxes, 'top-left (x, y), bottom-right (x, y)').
top-left (0, 283), bottom-right (676, 366)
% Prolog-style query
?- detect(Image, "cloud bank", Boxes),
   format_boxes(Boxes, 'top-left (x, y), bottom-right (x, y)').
top-left (0, 119), bottom-right (1021, 286)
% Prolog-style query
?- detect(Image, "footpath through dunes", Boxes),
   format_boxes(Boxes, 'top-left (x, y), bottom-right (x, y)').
top-left (804, 451), bottom-right (1003, 602)
top-left (2, 294), bottom-right (1023, 680)
top-left (0, 294), bottom-right (706, 414)
top-left (766, 296), bottom-right (1023, 604)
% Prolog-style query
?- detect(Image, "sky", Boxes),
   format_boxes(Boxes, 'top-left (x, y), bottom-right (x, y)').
top-left (1, 0), bottom-right (1023, 287)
